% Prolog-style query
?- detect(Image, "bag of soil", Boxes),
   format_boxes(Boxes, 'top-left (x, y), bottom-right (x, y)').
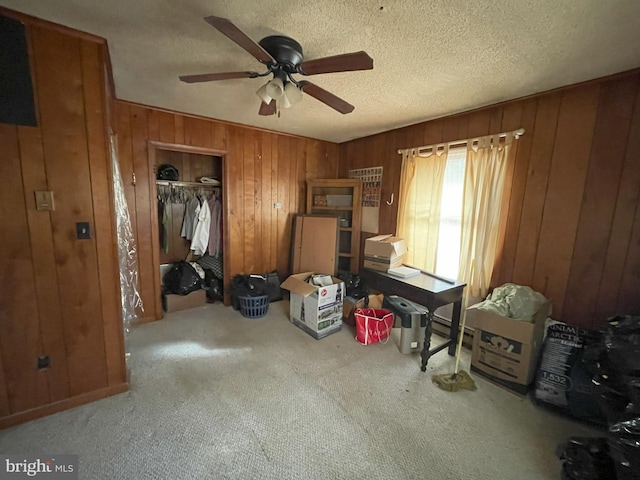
top-left (533, 322), bottom-right (605, 424)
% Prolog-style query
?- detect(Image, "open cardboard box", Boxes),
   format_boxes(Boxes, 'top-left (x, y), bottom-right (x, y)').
top-left (281, 272), bottom-right (344, 339)
top-left (364, 234), bottom-right (407, 260)
top-left (469, 300), bottom-right (550, 395)
top-left (342, 294), bottom-right (384, 326)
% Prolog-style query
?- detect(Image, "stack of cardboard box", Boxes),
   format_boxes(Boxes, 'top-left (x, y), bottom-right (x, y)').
top-left (363, 234), bottom-right (408, 272)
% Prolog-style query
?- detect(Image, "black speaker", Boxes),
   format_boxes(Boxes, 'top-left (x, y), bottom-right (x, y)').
top-left (0, 14), bottom-right (37, 127)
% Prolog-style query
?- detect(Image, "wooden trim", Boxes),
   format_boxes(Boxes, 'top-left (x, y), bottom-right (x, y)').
top-left (147, 141), bottom-right (231, 316)
top-left (0, 382), bottom-right (128, 430)
top-left (0, 7), bottom-right (107, 45)
top-left (121, 99), bottom-right (335, 143)
top-left (382, 67), bottom-right (640, 146)
top-left (148, 140), bottom-right (226, 157)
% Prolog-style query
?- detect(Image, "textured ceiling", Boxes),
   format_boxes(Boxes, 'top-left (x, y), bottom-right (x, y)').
top-left (2, 0), bottom-right (640, 143)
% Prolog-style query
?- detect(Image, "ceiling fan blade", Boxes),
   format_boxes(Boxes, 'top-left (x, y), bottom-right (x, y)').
top-left (179, 71), bottom-right (258, 83)
top-left (204, 16), bottom-right (275, 64)
top-left (299, 51), bottom-right (373, 75)
top-left (259, 100), bottom-right (276, 116)
top-left (299, 81), bottom-right (354, 114)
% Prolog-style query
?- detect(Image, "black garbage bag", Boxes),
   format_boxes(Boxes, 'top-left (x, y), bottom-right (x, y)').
top-left (162, 261), bottom-right (202, 296)
top-left (558, 315), bottom-right (640, 480)
top-left (229, 274), bottom-right (268, 310)
top-left (556, 437), bottom-right (615, 480)
top-left (338, 272), bottom-right (369, 299)
top-left (203, 269), bottom-right (223, 302)
top-left (592, 315), bottom-right (640, 479)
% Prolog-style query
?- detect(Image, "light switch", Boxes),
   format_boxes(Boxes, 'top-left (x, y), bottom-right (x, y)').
top-left (35, 191), bottom-right (55, 211)
top-left (76, 222), bottom-right (91, 240)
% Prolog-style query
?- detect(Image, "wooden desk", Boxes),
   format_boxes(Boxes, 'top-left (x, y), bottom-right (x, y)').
top-left (360, 269), bottom-right (466, 371)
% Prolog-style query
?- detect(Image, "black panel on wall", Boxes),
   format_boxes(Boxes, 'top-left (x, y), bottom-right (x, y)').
top-left (0, 14), bottom-right (37, 127)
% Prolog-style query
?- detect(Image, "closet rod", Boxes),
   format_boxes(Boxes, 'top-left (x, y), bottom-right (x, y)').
top-left (155, 180), bottom-right (220, 188)
top-left (397, 127), bottom-right (525, 155)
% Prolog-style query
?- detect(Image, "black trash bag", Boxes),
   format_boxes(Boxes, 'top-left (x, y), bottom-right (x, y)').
top-left (203, 269), bottom-right (223, 302)
top-left (338, 272), bottom-right (369, 299)
top-left (533, 323), bottom-right (606, 425)
top-left (264, 271), bottom-right (283, 303)
top-left (162, 261), bottom-right (202, 296)
top-left (556, 437), bottom-right (615, 480)
top-left (229, 274), bottom-right (268, 310)
top-left (599, 315), bottom-right (640, 378)
top-left (590, 315), bottom-right (640, 479)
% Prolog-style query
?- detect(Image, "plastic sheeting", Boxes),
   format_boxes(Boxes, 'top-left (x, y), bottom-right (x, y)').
top-left (110, 135), bottom-right (143, 325)
top-left (475, 283), bottom-right (548, 321)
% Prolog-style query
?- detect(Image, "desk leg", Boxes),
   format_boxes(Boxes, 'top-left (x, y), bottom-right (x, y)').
top-left (449, 300), bottom-right (462, 356)
top-left (420, 310), bottom-right (435, 372)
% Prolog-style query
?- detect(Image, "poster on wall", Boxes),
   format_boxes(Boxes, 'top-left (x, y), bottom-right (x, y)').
top-left (349, 167), bottom-right (383, 233)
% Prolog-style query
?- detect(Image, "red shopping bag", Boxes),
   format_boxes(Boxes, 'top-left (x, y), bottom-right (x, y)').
top-left (355, 308), bottom-right (394, 345)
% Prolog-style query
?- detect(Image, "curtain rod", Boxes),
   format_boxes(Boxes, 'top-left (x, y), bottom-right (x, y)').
top-left (397, 127), bottom-right (525, 155)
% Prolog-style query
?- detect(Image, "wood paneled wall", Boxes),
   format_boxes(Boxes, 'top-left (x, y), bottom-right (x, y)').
top-left (115, 102), bottom-right (340, 321)
top-left (340, 70), bottom-right (640, 330)
top-left (0, 12), bottom-right (126, 428)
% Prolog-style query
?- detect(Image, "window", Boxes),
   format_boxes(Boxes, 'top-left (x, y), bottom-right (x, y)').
top-left (434, 147), bottom-right (465, 279)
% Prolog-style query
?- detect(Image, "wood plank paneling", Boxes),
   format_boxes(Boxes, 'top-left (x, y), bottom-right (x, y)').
top-left (493, 101), bottom-right (529, 286)
top-left (243, 130), bottom-right (256, 273)
top-left (605, 83), bottom-right (640, 317)
top-left (17, 124), bottom-right (70, 403)
top-left (1, 12), bottom-right (125, 427)
top-left (260, 131), bottom-right (274, 271)
top-left (34, 26), bottom-right (108, 395)
top-left (564, 77), bottom-right (638, 328)
top-left (511, 93), bottom-right (561, 286)
top-left (80, 40), bottom-right (124, 387)
top-left (532, 85), bottom-right (601, 318)
top-left (0, 124), bottom-right (43, 413)
top-left (340, 70), bottom-right (640, 328)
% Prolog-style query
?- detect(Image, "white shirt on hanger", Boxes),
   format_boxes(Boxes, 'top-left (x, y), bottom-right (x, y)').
top-left (190, 199), bottom-right (211, 256)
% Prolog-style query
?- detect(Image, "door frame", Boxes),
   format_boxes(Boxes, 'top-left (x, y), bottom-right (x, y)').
top-left (148, 141), bottom-right (229, 320)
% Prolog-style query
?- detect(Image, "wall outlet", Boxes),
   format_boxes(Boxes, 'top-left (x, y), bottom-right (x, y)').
top-left (37, 355), bottom-right (50, 369)
top-left (274, 202), bottom-right (282, 209)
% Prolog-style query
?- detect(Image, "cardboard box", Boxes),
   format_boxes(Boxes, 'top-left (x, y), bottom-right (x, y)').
top-left (291, 215), bottom-right (339, 275)
top-left (313, 195), bottom-right (327, 206)
top-left (326, 194), bottom-right (352, 207)
top-left (342, 294), bottom-right (384, 326)
top-left (164, 289), bottom-right (207, 313)
top-left (364, 234), bottom-right (407, 261)
top-left (363, 256), bottom-right (404, 272)
top-left (470, 301), bottom-right (550, 395)
top-left (281, 272), bottom-right (344, 339)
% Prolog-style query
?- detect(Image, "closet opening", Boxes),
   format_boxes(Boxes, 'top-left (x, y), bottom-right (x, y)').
top-left (148, 141), bottom-right (229, 320)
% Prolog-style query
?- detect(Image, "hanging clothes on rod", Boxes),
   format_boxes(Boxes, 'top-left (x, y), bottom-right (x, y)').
top-left (156, 181), bottom-right (221, 259)
top-left (208, 192), bottom-right (222, 257)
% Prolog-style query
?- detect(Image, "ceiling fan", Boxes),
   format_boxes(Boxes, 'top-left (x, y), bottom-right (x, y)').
top-left (179, 16), bottom-right (374, 116)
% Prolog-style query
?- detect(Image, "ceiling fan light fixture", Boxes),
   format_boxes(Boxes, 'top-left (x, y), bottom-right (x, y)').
top-left (284, 82), bottom-right (303, 105)
top-left (279, 92), bottom-right (292, 109)
top-left (265, 77), bottom-right (284, 100)
top-left (255, 83), bottom-right (273, 104)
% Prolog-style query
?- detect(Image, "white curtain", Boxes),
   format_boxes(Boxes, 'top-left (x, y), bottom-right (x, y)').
top-left (396, 147), bottom-right (448, 272)
top-left (458, 134), bottom-right (513, 297)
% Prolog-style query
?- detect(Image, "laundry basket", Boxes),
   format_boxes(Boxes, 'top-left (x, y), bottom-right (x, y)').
top-left (238, 295), bottom-right (269, 319)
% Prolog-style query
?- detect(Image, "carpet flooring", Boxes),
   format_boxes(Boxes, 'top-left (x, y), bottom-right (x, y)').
top-left (0, 302), bottom-right (597, 479)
